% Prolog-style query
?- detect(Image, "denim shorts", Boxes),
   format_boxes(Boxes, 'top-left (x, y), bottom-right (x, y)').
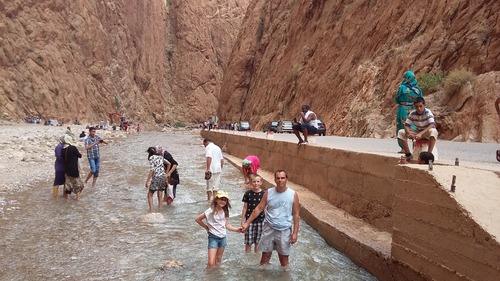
top-left (208, 232), bottom-right (227, 249)
top-left (292, 124), bottom-right (318, 135)
top-left (88, 157), bottom-right (100, 177)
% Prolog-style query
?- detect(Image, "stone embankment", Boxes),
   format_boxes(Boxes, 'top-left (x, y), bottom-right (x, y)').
top-left (202, 130), bottom-right (500, 281)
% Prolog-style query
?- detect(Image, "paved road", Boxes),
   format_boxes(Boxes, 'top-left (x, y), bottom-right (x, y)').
top-left (221, 130), bottom-right (500, 172)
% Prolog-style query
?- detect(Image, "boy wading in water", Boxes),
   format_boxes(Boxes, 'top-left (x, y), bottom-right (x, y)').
top-left (241, 175), bottom-right (265, 253)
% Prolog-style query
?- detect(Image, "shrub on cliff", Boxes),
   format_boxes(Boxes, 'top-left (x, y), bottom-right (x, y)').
top-left (442, 68), bottom-right (475, 101)
top-left (418, 71), bottom-right (445, 94)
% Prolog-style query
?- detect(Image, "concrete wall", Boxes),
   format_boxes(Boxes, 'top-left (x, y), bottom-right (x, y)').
top-left (202, 131), bottom-right (500, 281)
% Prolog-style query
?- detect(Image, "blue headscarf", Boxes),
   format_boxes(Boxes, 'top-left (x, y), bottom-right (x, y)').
top-left (401, 70), bottom-right (417, 87)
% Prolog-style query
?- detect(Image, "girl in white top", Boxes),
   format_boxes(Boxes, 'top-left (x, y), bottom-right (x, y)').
top-left (195, 191), bottom-right (240, 269)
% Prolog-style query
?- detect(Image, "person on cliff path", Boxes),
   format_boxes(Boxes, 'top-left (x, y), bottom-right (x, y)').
top-left (397, 97), bottom-right (438, 161)
top-left (62, 135), bottom-right (84, 200)
top-left (495, 94), bottom-right (500, 162)
top-left (241, 170), bottom-right (299, 270)
top-left (203, 139), bottom-right (224, 201)
top-left (195, 190), bottom-right (240, 270)
top-left (83, 127), bottom-right (108, 188)
top-left (52, 135), bottom-right (66, 197)
top-left (292, 105), bottom-right (318, 146)
top-left (145, 147), bottom-right (171, 212)
top-left (241, 175), bottom-right (265, 253)
top-left (241, 155), bottom-right (260, 185)
top-left (395, 70), bottom-right (423, 153)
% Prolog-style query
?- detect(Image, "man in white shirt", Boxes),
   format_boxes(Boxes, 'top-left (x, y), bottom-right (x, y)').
top-left (203, 139), bottom-right (224, 201)
top-left (292, 105), bottom-right (319, 146)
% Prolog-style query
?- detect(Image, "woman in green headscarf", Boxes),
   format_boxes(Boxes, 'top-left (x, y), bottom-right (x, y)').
top-left (394, 71), bottom-right (423, 152)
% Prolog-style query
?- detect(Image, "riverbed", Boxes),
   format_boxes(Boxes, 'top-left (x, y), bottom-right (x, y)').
top-left (0, 131), bottom-right (375, 280)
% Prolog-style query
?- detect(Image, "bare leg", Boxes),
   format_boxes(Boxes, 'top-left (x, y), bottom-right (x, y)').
top-left (75, 192), bottom-right (80, 201)
top-left (254, 244), bottom-right (259, 253)
top-left (278, 253), bottom-right (289, 269)
top-left (147, 191), bottom-right (154, 212)
top-left (245, 244), bottom-right (251, 254)
top-left (427, 137), bottom-right (436, 153)
top-left (215, 247), bottom-right (225, 266)
top-left (292, 128), bottom-right (304, 144)
top-left (206, 190), bottom-right (213, 201)
top-left (91, 177), bottom-right (97, 188)
top-left (260, 252), bottom-right (272, 265)
top-left (207, 248), bottom-right (218, 269)
top-left (84, 171), bottom-right (92, 185)
top-left (301, 128), bottom-right (309, 142)
top-left (157, 191), bottom-right (163, 209)
top-left (399, 138), bottom-right (411, 154)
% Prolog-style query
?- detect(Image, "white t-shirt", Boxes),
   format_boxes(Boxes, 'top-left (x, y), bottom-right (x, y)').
top-left (205, 142), bottom-right (223, 173)
top-left (304, 110), bottom-right (319, 128)
top-left (204, 208), bottom-right (227, 238)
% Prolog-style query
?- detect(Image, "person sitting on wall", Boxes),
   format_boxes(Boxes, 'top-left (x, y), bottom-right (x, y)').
top-left (292, 104), bottom-right (319, 146)
top-left (397, 97), bottom-right (438, 161)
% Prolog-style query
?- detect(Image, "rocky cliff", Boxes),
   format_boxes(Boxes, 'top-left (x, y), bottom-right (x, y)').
top-left (219, 0), bottom-right (500, 142)
top-left (0, 0), bottom-right (249, 125)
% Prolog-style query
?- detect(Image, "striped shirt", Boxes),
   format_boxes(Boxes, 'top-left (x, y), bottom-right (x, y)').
top-left (405, 108), bottom-right (435, 132)
top-left (85, 135), bottom-right (101, 159)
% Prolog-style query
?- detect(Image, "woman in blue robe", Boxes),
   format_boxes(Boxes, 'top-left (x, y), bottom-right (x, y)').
top-left (394, 71), bottom-right (423, 152)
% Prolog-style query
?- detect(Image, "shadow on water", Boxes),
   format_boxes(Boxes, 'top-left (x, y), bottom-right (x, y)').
top-left (0, 131), bottom-right (376, 281)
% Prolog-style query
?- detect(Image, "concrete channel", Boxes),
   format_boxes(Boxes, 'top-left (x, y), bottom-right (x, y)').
top-left (201, 130), bottom-right (500, 281)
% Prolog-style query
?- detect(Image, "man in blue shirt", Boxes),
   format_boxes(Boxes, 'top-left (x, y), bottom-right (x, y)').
top-left (241, 170), bottom-right (300, 270)
top-left (84, 127), bottom-right (108, 188)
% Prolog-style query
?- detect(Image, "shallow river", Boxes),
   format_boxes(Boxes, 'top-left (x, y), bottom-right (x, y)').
top-left (0, 131), bottom-right (376, 281)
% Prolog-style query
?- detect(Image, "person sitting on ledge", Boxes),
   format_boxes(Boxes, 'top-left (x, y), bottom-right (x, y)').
top-left (292, 104), bottom-right (318, 146)
top-left (399, 151), bottom-right (434, 164)
top-left (397, 97), bottom-right (438, 161)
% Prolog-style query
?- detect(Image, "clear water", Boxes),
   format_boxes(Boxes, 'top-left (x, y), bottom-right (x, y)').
top-left (0, 131), bottom-right (376, 281)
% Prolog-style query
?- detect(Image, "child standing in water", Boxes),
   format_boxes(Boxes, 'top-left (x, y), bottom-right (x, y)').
top-left (241, 175), bottom-right (265, 253)
top-left (145, 147), bottom-right (171, 212)
top-left (195, 191), bottom-right (240, 269)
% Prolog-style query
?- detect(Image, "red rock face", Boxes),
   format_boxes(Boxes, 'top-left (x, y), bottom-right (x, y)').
top-left (0, 0), bottom-right (249, 126)
top-left (219, 0), bottom-right (500, 142)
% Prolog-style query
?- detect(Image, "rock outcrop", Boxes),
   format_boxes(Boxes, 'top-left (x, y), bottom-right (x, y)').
top-left (219, 0), bottom-right (500, 142)
top-left (0, 0), bottom-right (249, 125)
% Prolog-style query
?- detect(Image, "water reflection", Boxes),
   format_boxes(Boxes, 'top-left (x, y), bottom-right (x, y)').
top-left (0, 131), bottom-right (376, 280)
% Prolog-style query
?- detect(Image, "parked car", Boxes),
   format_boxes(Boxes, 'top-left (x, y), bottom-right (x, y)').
top-left (238, 121), bottom-right (251, 131)
top-left (316, 119), bottom-right (326, 136)
top-left (278, 121), bottom-right (293, 133)
top-left (263, 121), bottom-right (279, 133)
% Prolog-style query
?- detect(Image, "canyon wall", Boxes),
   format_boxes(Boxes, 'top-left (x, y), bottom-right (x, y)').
top-left (0, 0), bottom-right (249, 125)
top-left (219, 0), bottom-right (500, 142)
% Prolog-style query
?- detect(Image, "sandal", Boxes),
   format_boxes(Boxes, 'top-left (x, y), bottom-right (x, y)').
top-left (497, 150), bottom-right (500, 162)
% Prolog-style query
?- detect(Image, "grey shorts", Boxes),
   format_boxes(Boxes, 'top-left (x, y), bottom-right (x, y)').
top-left (258, 222), bottom-right (292, 255)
